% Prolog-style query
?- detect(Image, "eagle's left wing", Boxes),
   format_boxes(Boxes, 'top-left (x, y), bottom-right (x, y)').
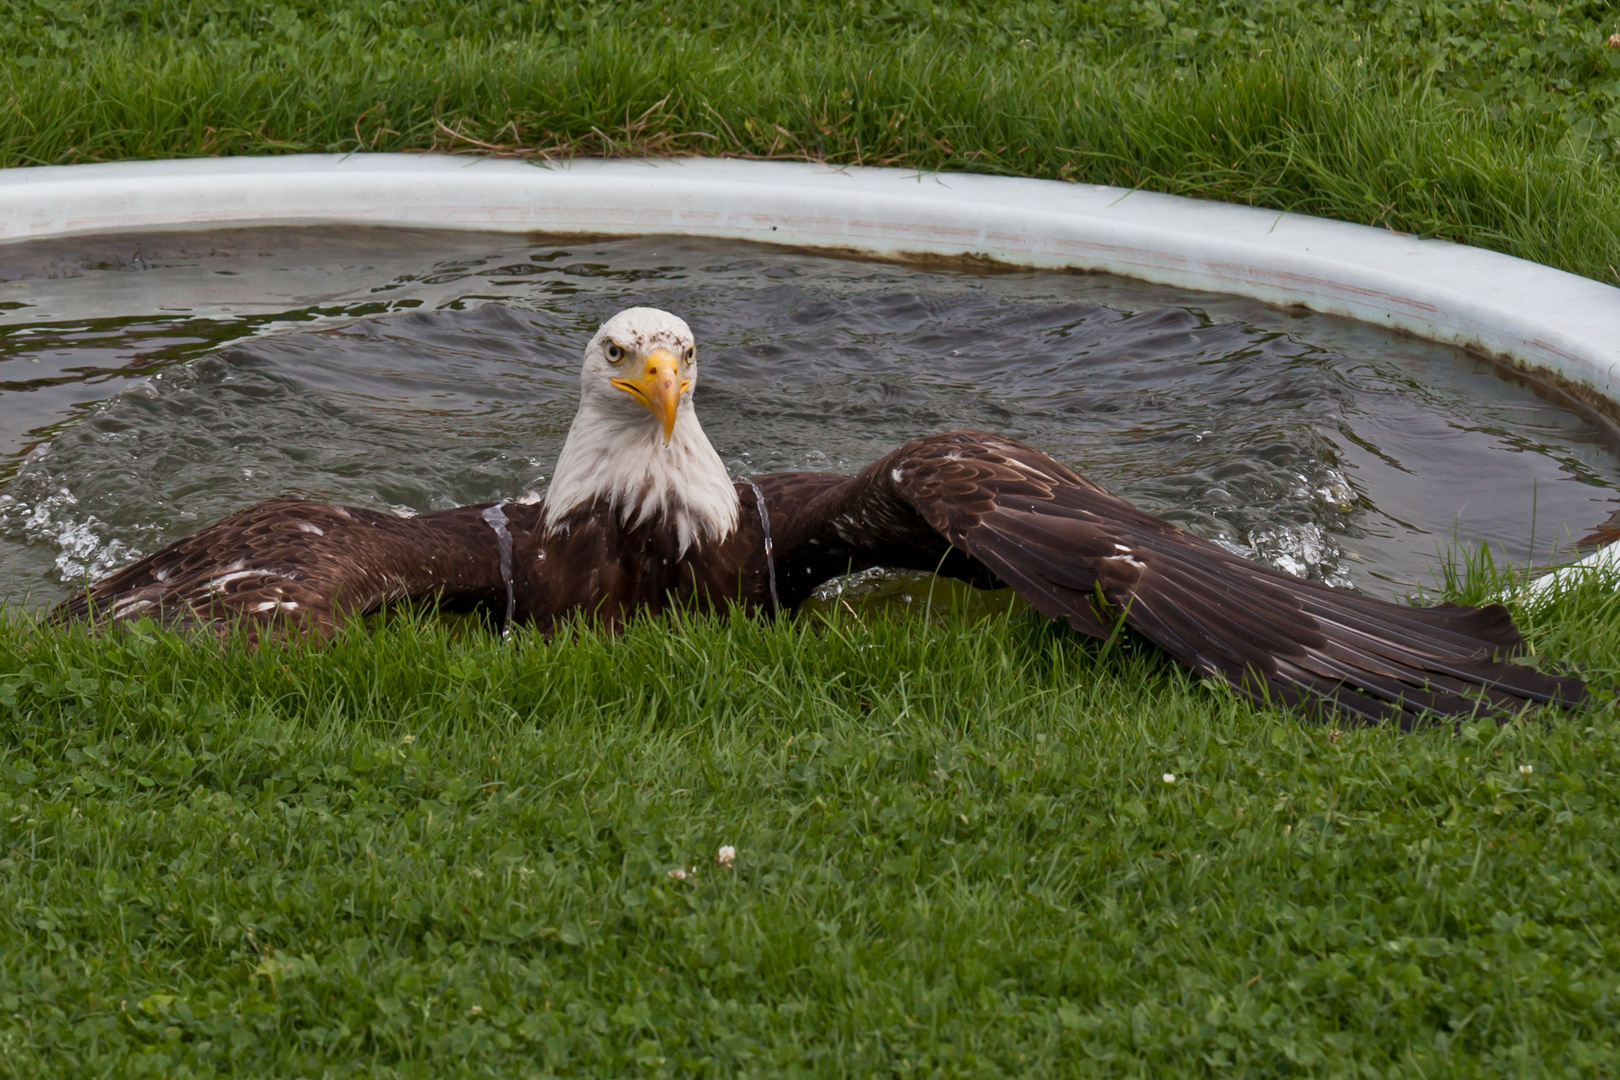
top-left (770, 430), bottom-right (1583, 725)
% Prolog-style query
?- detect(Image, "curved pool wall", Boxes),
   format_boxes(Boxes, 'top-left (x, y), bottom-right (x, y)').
top-left (3, 153), bottom-right (1619, 595)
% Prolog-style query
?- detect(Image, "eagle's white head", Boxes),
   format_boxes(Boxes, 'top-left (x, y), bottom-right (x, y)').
top-left (543, 307), bottom-right (740, 552)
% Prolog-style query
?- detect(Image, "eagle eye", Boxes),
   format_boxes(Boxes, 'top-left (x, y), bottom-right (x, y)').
top-left (605, 341), bottom-right (624, 363)
top-left (684, 346), bottom-right (695, 362)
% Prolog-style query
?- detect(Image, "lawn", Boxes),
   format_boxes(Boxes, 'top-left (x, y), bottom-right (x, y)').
top-left (4, 1), bottom-right (1620, 1075)
top-left (2, 570), bottom-right (1619, 1077)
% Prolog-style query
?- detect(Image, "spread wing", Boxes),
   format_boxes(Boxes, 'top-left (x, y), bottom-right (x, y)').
top-left (49, 497), bottom-right (516, 643)
top-left (774, 431), bottom-right (1585, 725)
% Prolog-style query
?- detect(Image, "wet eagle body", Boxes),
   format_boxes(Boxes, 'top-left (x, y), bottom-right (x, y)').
top-left (54, 308), bottom-right (1584, 726)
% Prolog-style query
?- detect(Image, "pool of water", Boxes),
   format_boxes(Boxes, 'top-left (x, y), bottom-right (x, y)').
top-left (1, 227), bottom-right (1617, 606)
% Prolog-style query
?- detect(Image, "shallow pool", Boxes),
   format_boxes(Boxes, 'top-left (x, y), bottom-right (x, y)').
top-left (2, 227), bottom-right (1616, 605)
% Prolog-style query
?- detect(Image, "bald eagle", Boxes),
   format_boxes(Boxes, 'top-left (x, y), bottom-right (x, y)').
top-left (53, 307), bottom-right (1584, 724)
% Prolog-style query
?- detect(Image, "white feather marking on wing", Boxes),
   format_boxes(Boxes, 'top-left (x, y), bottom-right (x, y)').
top-left (112, 597), bottom-right (154, 618)
top-left (205, 569), bottom-right (293, 591)
top-left (296, 522), bottom-right (324, 535)
top-left (1000, 455), bottom-right (1059, 484)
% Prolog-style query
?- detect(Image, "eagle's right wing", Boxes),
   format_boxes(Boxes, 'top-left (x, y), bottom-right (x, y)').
top-left (50, 497), bottom-right (515, 642)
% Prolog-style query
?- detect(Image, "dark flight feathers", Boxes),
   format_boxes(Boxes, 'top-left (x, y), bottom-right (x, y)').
top-left (50, 499), bottom-right (515, 645)
top-left (807, 433), bottom-right (1582, 726)
top-left (51, 431), bottom-right (1584, 725)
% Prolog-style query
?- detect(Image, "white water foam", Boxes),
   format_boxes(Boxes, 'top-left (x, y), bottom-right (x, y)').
top-left (0, 486), bottom-right (144, 585)
top-left (1244, 522), bottom-right (1354, 589)
top-left (812, 566), bottom-right (906, 603)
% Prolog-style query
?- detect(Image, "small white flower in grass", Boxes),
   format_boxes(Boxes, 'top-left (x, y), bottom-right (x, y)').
top-left (1520, 764), bottom-right (1534, 775)
top-left (1163, 773), bottom-right (1176, 784)
top-left (716, 845), bottom-right (736, 868)
top-left (668, 867), bottom-right (688, 881)
top-left (401, 734), bottom-right (416, 745)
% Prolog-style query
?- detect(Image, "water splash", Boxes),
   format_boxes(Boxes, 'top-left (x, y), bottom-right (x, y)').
top-left (1245, 522), bottom-right (1354, 589)
top-left (0, 487), bottom-right (143, 584)
top-left (480, 499), bottom-right (517, 634)
top-left (742, 479), bottom-right (781, 614)
top-left (812, 566), bottom-right (901, 603)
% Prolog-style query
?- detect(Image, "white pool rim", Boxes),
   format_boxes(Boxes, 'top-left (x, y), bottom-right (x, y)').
top-left (3, 153), bottom-right (1618, 598)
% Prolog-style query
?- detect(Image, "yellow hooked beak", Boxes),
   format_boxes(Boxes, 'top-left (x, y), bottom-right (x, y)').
top-left (610, 347), bottom-right (689, 443)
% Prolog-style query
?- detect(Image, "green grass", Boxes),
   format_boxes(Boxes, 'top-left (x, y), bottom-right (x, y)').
top-left (7, 3), bottom-right (1620, 1074)
top-left (2, 1), bottom-right (1618, 283)
top-left (1, 564), bottom-right (1618, 1077)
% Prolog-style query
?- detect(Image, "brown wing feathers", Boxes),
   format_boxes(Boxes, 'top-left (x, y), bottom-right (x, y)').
top-left (51, 498), bottom-right (511, 642)
top-left (825, 431), bottom-right (1584, 725)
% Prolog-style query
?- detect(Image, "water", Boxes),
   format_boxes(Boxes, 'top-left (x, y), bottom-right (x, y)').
top-left (742, 478), bottom-right (782, 614)
top-left (2, 227), bottom-right (1618, 606)
top-left (479, 498), bottom-right (517, 631)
